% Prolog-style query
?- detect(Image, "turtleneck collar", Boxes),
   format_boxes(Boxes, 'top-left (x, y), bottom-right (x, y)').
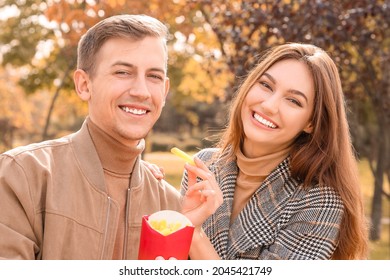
top-left (86, 117), bottom-right (145, 175)
top-left (230, 147), bottom-right (290, 224)
top-left (236, 147), bottom-right (290, 177)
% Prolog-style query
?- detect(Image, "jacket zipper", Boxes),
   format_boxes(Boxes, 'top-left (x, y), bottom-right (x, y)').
top-left (122, 188), bottom-right (131, 259)
top-left (101, 196), bottom-right (112, 260)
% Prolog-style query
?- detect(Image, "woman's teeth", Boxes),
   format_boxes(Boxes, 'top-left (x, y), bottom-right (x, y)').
top-left (253, 113), bottom-right (277, 128)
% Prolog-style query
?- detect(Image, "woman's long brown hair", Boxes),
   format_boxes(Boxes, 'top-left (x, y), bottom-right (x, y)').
top-left (217, 43), bottom-right (368, 259)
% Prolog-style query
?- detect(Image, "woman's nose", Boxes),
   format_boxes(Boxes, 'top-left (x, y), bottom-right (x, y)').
top-left (261, 93), bottom-right (280, 115)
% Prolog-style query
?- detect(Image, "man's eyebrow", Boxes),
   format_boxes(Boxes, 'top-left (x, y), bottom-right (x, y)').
top-left (112, 61), bottom-right (166, 74)
top-left (263, 72), bottom-right (308, 102)
top-left (112, 61), bottom-right (135, 68)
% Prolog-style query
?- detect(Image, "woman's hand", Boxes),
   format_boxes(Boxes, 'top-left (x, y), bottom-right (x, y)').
top-left (181, 157), bottom-right (223, 227)
top-left (144, 162), bottom-right (165, 180)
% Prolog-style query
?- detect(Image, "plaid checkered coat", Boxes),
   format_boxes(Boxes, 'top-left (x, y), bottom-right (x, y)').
top-left (181, 148), bottom-right (344, 260)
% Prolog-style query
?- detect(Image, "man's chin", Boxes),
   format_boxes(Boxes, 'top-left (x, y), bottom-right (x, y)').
top-left (118, 131), bottom-right (148, 144)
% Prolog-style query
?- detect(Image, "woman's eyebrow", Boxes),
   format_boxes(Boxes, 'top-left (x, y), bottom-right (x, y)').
top-left (289, 89), bottom-right (308, 102)
top-left (263, 72), bottom-right (276, 84)
top-left (263, 72), bottom-right (308, 102)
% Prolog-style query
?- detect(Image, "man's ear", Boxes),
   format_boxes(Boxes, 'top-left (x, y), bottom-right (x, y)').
top-left (303, 122), bottom-right (313, 134)
top-left (162, 77), bottom-right (170, 106)
top-left (74, 69), bottom-right (92, 101)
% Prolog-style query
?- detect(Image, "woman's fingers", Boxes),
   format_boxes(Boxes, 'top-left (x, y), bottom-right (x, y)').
top-left (145, 162), bottom-right (165, 180)
top-left (185, 175), bottom-right (223, 209)
top-left (183, 188), bottom-right (222, 226)
top-left (185, 160), bottom-right (218, 188)
top-left (193, 157), bottom-right (214, 175)
top-left (182, 156), bottom-right (223, 225)
top-left (186, 180), bottom-right (210, 194)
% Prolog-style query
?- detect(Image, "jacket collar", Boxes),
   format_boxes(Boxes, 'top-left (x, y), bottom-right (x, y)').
top-left (70, 119), bottom-right (144, 194)
top-left (208, 155), bottom-right (296, 259)
top-left (71, 119), bottom-right (106, 193)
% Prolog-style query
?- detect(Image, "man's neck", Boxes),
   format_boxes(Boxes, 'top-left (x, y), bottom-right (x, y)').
top-left (86, 117), bottom-right (144, 174)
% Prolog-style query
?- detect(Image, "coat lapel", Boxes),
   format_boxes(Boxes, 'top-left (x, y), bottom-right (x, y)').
top-left (202, 157), bottom-right (238, 259)
top-left (226, 158), bottom-right (297, 259)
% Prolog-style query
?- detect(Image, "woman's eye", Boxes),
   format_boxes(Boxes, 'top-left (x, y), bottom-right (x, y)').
top-left (259, 81), bottom-right (272, 91)
top-left (288, 98), bottom-right (302, 107)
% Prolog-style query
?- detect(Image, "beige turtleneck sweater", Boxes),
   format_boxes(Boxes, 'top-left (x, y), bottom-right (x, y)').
top-left (231, 148), bottom-right (289, 223)
top-left (87, 118), bottom-right (145, 259)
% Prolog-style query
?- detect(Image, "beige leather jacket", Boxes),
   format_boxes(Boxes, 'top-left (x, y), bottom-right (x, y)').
top-left (0, 121), bottom-right (181, 259)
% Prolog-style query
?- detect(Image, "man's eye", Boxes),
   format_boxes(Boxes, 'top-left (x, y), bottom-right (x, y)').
top-left (149, 74), bottom-right (163, 80)
top-left (116, 70), bottom-right (130, 75)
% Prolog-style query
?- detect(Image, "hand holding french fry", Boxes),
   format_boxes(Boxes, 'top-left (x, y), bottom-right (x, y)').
top-left (181, 156), bottom-right (223, 228)
top-left (170, 147), bottom-right (195, 165)
top-left (170, 147), bottom-right (222, 227)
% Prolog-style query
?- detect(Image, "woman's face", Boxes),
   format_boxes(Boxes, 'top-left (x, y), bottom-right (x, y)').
top-left (241, 59), bottom-right (315, 157)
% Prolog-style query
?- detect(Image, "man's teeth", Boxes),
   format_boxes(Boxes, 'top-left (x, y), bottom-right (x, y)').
top-left (254, 113), bottom-right (277, 128)
top-left (121, 107), bottom-right (147, 115)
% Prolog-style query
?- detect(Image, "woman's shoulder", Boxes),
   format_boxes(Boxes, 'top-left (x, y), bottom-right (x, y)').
top-left (194, 147), bottom-right (231, 166)
top-left (194, 147), bottom-right (219, 160)
top-left (296, 182), bottom-right (344, 211)
top-left (194, 148), bottom-right (238, 176)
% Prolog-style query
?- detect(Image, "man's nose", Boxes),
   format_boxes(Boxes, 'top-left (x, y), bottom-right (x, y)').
top-left (127, 76), bottom-right (150, 99)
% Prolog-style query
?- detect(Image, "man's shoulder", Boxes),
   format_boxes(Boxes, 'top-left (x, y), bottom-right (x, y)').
top-left (0, 135), bottom-right (77, 184)
top-left (0, 134), bottom-right (79, 173)
top-left (2, 135), bottom-right (73, 159)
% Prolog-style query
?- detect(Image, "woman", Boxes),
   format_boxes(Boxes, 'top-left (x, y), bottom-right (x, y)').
top-left (181, 43), bottom-right (368, 260)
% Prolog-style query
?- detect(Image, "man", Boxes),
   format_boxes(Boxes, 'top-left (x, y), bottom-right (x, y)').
top-left (0, 14), bottom-right (181, 259)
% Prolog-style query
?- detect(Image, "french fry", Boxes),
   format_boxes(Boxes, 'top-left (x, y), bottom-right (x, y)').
top-left (149, 219), bottom-right (183, 236)
top-left (170, 147), bottom-right (195, 165)
top-left (138, 210), bottom-right (195, 260)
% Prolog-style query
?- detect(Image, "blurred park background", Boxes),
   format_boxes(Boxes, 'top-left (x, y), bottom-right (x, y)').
top-left (0, 0), bottom-right (388, 259)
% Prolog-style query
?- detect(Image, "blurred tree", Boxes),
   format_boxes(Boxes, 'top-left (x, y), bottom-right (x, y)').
top-left (333, 2), bottom-right (390, 240)
top-left (0, 67), bottom-right (33, 152)
top-left (0, 0), bottom-right (81, 140)
top-left (0, 0), bottom-right (215, 139)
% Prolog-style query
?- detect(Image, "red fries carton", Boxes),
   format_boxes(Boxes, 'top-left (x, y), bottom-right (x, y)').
top-left (138, 210), bottom-right (194, 260)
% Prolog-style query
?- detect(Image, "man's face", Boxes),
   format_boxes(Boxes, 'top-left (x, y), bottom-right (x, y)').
top-left (77, 36), bottom-right (169, 147)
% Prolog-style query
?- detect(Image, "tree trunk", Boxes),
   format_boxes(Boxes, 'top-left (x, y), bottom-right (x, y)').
top-left (369, 128), bottom-right (387, 241)
top-left (369, 106), bottom-right (389, 241)
top-left (41, 61), bottom-right (75, 140)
